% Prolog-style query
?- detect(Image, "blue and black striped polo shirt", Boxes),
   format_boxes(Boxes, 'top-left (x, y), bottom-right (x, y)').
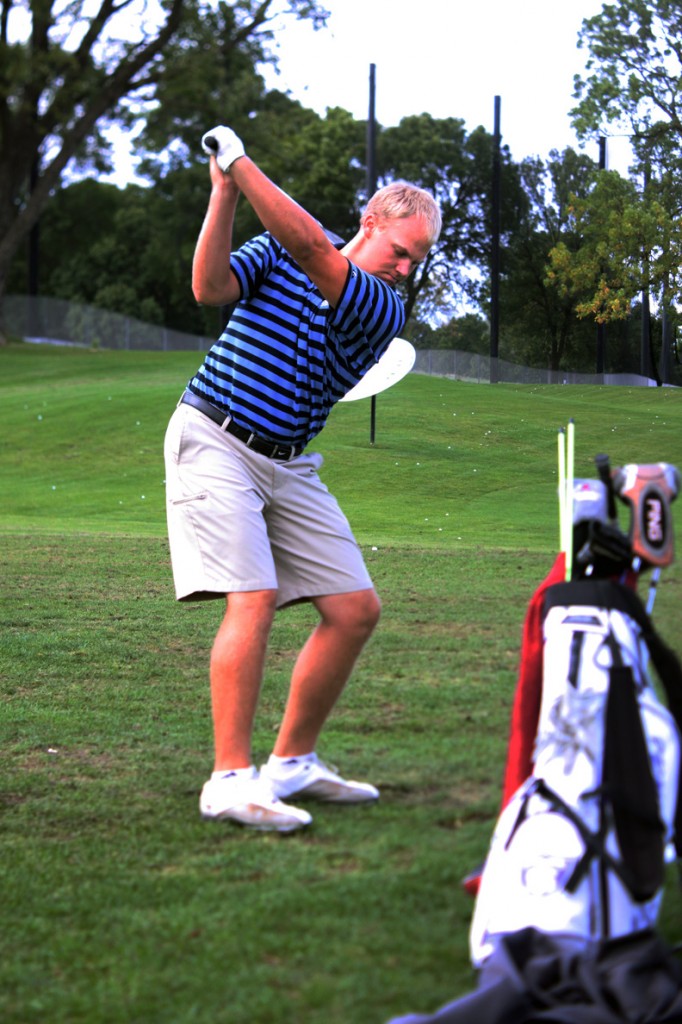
top-left (187, 232), bottom-right (405, 450)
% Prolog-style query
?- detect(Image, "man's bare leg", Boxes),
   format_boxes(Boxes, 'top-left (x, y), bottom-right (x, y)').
top-left (201, 588), bottom-right (312, 830)
top-left (272, 588), bottom-right (381, 757)
top-left (210, 589), bottom-right (277, 771)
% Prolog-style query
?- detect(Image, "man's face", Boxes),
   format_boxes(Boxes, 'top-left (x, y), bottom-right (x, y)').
top-left (359, 213), bottom-right (433, 286)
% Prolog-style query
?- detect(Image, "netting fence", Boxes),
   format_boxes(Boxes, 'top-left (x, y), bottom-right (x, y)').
top-left (6, 293), bottom-right (661, 387)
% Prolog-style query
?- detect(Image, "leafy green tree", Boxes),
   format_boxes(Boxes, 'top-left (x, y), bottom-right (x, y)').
top-left (7, 176), bottom-right (120, 296)
top-left (273, 104), bottom-right (367, 242)
top-left (426, 313), bottom-right (489, 353)
top-left (203, 97), bottom-right (366, 246)
top-left (572, 0), bottom-right (682, 167)
top-left (375, 115), bottom-right (524, 325)
top-left (546, 170), bottom-right (671, 321)
top-left (0, 0), bottom-right (329, 341)
top-left (8, 178), bottom-right (187, 325)
top-left (11, 96), bottom-right (364, 338)
top-left (500, 148), bottom-right (600, 372)
top-left (564, 1), bottom-right (682, 381)
top-left (546, 167), bottom-right (682, 381)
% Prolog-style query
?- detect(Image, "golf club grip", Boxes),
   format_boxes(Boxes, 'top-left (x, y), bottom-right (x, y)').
top-left (595, 453), bottom-right (617, 520)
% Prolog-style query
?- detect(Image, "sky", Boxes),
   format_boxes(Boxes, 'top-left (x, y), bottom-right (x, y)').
top-left (257, 0), bottom-right (634, 171)
top-left (108, 0), bottom-right (635, 185)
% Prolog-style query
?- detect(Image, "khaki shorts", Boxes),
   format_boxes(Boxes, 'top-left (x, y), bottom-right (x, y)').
top-left (164, 403), bottom-right (373, 607)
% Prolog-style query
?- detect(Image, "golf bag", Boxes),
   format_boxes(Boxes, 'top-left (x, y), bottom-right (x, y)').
top-left (470, 577), bottom-right (682, 966)
top-left (470, 453), bottom-right (682, 968)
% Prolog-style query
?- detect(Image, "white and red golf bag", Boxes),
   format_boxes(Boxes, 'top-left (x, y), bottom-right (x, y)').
top-left (470, 459), bottom-right (682, 968)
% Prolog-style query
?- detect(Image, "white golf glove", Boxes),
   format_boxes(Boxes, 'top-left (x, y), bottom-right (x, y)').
top-left (201, 125), bottom-right (245, 172)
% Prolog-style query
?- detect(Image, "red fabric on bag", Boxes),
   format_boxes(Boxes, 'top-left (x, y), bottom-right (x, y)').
top-left (500, 552), bottom-right (567, 809)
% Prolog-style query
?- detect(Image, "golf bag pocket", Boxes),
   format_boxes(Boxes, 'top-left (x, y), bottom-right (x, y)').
top-left (470, 580), bottom-right (681, 968)
top-left (469, 773), bottom-right (670, 967)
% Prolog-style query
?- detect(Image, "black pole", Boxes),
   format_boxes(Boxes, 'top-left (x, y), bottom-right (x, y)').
top-left (367, 63), bottom-right (377, 203)
top-left (490, 96), bottom-right (501, 383)
top-left (28, 158), bottom-right (41, 336)
top-left (28, 170), bottom-right (39, 296)
top-left (367, 63), bottom-right (377, 443)
top-left (661, 291), bottom-right (672, 385)
top-left (641, 287), bottom-right (651, 379)
top-left (596, 136), bottom-right (606, 375)
top-left (640, 159), bottom-right (652, 380)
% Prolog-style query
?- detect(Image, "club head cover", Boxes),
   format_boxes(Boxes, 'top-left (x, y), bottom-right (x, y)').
top-left (613, 462), bottom-right (680, 568)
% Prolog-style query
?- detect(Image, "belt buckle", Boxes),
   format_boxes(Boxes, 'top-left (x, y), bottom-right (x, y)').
top-left (244, 432), bottom-right (274, 458)
top-left (277, 443), bottom-right (297, 461)
top-left (243, 430), bottom-right (295, 461)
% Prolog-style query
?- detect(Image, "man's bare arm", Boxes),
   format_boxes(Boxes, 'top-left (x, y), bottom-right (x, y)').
top-left (192, 161), bottom-right (242, 306)
top-left (228, 155), bottom-right (350, 307)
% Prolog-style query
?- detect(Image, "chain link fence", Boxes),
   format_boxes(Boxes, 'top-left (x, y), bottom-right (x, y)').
top-left (412, 348), bottom-right (657, 387)
top-left (6, 294), bottom-right (214, 353)
top-left (6, 293), bottom-right (660, 386)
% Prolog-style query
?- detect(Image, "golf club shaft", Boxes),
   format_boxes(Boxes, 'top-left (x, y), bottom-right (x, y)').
top-left (558, 428), bottom-right (566, 557)
top-left (565, 419), bottom-right (575, 580)
top-left (646, 567), bottom-right (661, 615)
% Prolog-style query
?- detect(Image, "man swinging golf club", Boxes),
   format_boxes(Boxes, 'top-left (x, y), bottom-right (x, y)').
top-left (164, 124), bottom-right (441, 831)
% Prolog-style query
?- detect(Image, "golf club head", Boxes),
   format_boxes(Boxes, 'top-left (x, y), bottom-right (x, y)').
top-left (574, 519), bottom-right (633, 578)
top-left (572, 478), bottom-right (609, 526)
top-left (571, 477), bottom-right (632, 578)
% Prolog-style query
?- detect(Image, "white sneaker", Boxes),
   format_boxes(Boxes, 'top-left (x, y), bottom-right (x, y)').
top-left (199, 766), bottom-right (312, 832)
top-left (260, 753), bottom-right (379, 804)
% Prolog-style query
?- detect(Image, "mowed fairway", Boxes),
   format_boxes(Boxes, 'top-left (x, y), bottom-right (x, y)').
top-left (1, 343), bottom-right (681, 1024)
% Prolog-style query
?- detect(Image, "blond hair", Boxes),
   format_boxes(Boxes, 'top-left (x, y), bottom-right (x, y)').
top-left (363, 181), bottom-right (442, 245)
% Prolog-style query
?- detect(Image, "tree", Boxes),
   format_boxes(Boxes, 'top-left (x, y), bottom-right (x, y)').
top-left (7, 96), bottom-right (364, 337)
top-left (500, 148), bottom-right (600, 372)
top-left (202, 96), bottom-right (366, 246)
top-left (546, 166), bottom-right (682, 381)
top-left (546, 170), bottom-right (677, 321)
top-left (572, 0), bottom-right (682, 168)
top-left (0, 0), bottom-right (329, 341)
top-left (375, 114), bottom-right (524, 325)
top-left (426, 313), bottom-right (489, 354)
top-left (564, 1), bottom-right (682, 381)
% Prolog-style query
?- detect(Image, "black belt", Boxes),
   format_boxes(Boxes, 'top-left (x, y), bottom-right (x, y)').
top-left (180, 391), bottom-right (302, 461)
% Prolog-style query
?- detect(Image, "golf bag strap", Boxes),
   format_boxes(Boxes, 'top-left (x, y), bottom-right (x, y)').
top-left (530, 779), bottom-right (643, 899)
top-left (603, 654), bottom-right (665, 900)
top-left (545, 579), bottom-right (682, 860)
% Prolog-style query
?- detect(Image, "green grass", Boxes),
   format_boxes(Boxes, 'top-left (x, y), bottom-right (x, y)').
top-left (1, 343), bottom-right (681, 1023)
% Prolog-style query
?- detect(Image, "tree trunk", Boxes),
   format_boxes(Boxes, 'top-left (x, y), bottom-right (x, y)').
top-left (0, 253), bottom-right (12, 345)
